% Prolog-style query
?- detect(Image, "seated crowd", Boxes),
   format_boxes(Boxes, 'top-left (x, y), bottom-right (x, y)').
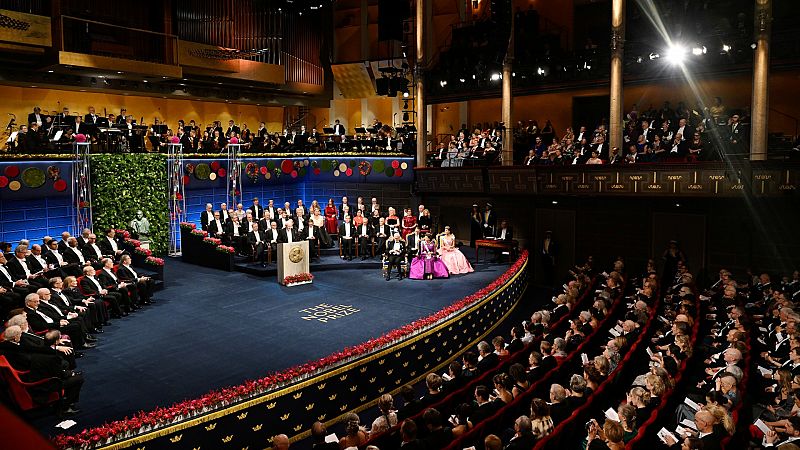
top-left (1, 229), bottom-right (155, 416)
top-left (199, 196), bottom-right (438, 267)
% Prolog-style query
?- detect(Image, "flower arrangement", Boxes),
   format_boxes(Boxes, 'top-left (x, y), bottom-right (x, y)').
top-left (144, 256), bottom-right (164, 266)
top-left (215, 245), bottom-right (235, 254)
top-left (179, 222), bottom-right (196, 230)
top-left (53, 252), bottom-right (528, 449)
top-left (282, 272), bottom-right (314, 285)
top-left (124, 238), bottom-right (142, 248)
top-left (358, 161), bottom-right (372, 176)
top-left (190, 229), bottom-right (208, 237)
top-left (203, 237), bottom-right (222, 245)
top-left (114, 229), bottom-right (131, 239)
top-left (134, 247), bottom-right (152, 256)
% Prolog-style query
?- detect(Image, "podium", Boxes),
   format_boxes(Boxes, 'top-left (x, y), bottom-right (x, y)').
top-left (277, 241), bottom-right (312, 286)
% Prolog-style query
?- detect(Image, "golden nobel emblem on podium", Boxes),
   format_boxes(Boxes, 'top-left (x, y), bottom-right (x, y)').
top-left (277, 241), bottom-right (313, 286)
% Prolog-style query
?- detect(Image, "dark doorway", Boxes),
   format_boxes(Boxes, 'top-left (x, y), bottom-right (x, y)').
top-left (572, 95), bottom-right (610, 132)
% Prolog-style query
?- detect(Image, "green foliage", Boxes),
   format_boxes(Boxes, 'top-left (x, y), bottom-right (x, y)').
top-left (90, 154), bottom-right (169, 256)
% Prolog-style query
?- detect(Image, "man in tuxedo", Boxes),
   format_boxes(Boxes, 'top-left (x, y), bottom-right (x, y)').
top-left (303, 218), bottom-right (319, 260)
top-left (226, 214), bottom-right (245, 251)
top-left (476, 341), bottom-right (498, 372)
top-left (243, 211), bottom-right (258, 233)
top-left (505, 417), bottom-right (536, 450)
top-left (470, 385), bottom-right (501, 424)
top-left (98, 229), bottom-right (125, 261)
top-left (481, 203), bottom-right (496, 237)
top-left (264, 199), bottom-right (277, 222)
top-left (277, 219), bottom-right (299, 244)
top-left (0, 252), bottom-right (30, 315)
top-left (27, 244), bottom-right (61, 279)
top-left (338, 215), bottom-right (356, 260)
top-left (332, 119), bottom-right (346, 136)
top-left (80, 265), bottom-right (127, 317)
top-left (76, 228), bottom-right (91, 249)
top-left (728, 114), bottom-right (747, 155)
top-left (45, 238), bottom-right (79, 277)
top-left (24, 293), bottom-right (91, 349)
top-left (250, 197), bottom-right (264, 221)
top-left (73, 115), bottom-right (90, 137)
top-left (7, 246), bottom-right (48, 289)
top-left (116, 255), bottom-right (154, 304)
top-left (373, 217), bottom-right (391, 256)
top-left (7, 314), bottom-right (77, 368)
top-left (675, 118), bottom-right (692, 142)
top-left (208, 211), bottom-right (226, 239)
top-left (98, 258), bottom-right (140, 308)
top-left (81, 234), bottom-right (106, 267)
top-left (84, 106), bottom-right (99, 125)
top-left (357, 219), bottom-right (374, 260)
top-left (28, 107), bottom-right (46, 128)
top-left (25, 123), bottom-right (44, 152)
top-left (385, 233), bottom-right (406, 281)
top-left (37, 288), bottom-right (96, 345)
top-left (200, 203), bottom-right (214, 231)
top-left (180, 129), bottom-right (199, 152)
top-left (495, 220), bottom-right (513, 241)
top-left (225, 120), bottom-right (240, 139)
top-left (116, 109), bottom-right (128, 124)
top-left (218, 203), bottom-right (230, 223)
top-left (405, 226), bottom-right (422, 263)
top-left (593, 135), bottom-right (608, 160)
top-left (248, 222), bottom-right (268, 267)
top-left (49, 277), bottom-right (104, 333)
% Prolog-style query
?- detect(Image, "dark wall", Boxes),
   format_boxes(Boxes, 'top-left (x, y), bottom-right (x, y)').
top-left (421, 194), bottom-right (800, 284)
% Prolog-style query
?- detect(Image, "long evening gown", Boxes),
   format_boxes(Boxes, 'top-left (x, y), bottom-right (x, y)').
top-left (409, 241), bottom-right (449, 280)
top-left (438, 234), bottom-right (474, 275)
top-left (401, 215), bottom-right (417, 239)
top-left (324, 205), bottom-right (338, 234)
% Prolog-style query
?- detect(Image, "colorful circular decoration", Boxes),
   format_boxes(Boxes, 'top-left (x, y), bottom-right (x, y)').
top-left (209, 172), bottom-right (217, 181)
top-left (182, 175), bottom-right (190, 185)
top-left (349, 160), bottom-right (356, 168)
top-left (321, 160), bottom-right (331, 172)
top-left (267, 160), bottom-right (276, 171)
top-left (358, 161), bottom-right (372, 176)
top-left (246, 163), bottom-right (258, 179)
top-left (337, 163), bottom-right (346, 172)
top-left (260, 166), bottom-right (268, 175)
top-left (303, 160), bottom-right (310, 167)
top-left (194, 163), bottom-right (211, 180)
top-left (75, 134), bottom-right (86, 143)
top-left (373, 160), bottom-right (385, 173)
top-left (0, 176), bottom-right (8, 188)
top-left (4, 165), bottom-right (19, 178)
top-left (313, 168), bottom-right (321, 175)
top-left (185, 163), bottom-right (195, 174)
top-left (230, 137), bottom-right (239, 144)
top-left (217, 168), bottom-right (227, 177)
top-left (47, 165), bottom-right (61, 180)
top-left (395, 168), bottom-right (403, 177)
top-left (22, 167), bottom-right (46, 188)
top-left (210, 161), bottom-right (220, 171)
top-left (290, 170), bottom-right (298, 178)
top-left (265, 172), bottom-right (272, 180)
top-left (281, 159), bottom-right (294, 174)
top-left (400, 162), bottom-right (408, 170)
top-left (53, 179), bottom-right (67, 192)
top-left (311, 160), bottom-right (319, 168)
top-left (170, 136), bottom-right (180, 144)
top-left (391, 160), bottom-right (400, 169)
top-left (333, 169), bottom-right (340, 177)
top-left (8, 180), bottom-right (21, 191)
top-left (345, 168), bottom-right (353, 177)
top-left (384, 167), bottom-right (394, 177)
top-left (299, 167), bottom-right (307, 177)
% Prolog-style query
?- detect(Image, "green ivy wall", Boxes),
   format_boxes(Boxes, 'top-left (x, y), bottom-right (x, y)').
top-left (90, 154), bottom-right (169, 256)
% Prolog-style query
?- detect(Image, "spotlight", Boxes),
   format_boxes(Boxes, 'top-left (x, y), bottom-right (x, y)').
top-left (636, 56), bottom-right (643, 63)
top-left (537, 67), bottom-right (544, 75)
top-left (691, 46), bottom-right (707, 56)
top-left (665, 45), bottom-right (687, 65)
top-left (721, 44), bottom-right (731, 53)
top-left (649, 52), bottom-right (660, 60)
top-left (439, 80), bottom-right (447, 87)
top-left (551, 200), bottom-right (558, 205)
top-left (490, 73), bottom-right (501, 81)
top-left (459, 78), bottom-right (465, 83)
top-left (403, 92), bottom-right (409, 98)
top-left (750, 43), bottom-right (757, 49)
top-left (472, 74), bottom-right (476, 80)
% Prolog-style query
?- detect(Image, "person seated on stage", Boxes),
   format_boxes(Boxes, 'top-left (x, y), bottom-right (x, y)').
top-left (116, 254), bottom-right (154, 305)
top-left (296, 199), bottom-right (308, 223)
top-left (311, 208), bottom-right (332, 248)
top-left (248, 222), bottom-right (268, 267)
top-left (369, 208), bottom-right (382, 229)
top-left (44, 238), bottom-right (78, 277)
top-left (303, 217), bottom-right (319, 260)
top-left (353, 209), bottom-right (366, 228)
top-left (226, 214), bottom-right (245, 252)
top-left (409, 234), bottom-right (449, 281)
top-left (339, 215), bottom-right (356, 261)
top-left (386, 207), bottom-right (400, 234)
top-left (277, 219), bottom-right (300, 244)
top-left (438, 226), bottom-right (474, 275)
top-left (357, 216), bottom-right (374, 260)
top-left (405, 226), bottom-right (422, 264)
top-left (401, 208), bottom-right (417, 239)
top-left (200, 203), bottom-right (214, 231)
top-left (81, 234), bottom-right (106, 268)
top-left (373, 217), bottom-right (391, 256)
top-left (98, 229), bottom-right (125, 261)
top-left (77, 228), bottom-right (92, 249)
top-left (24, 292), bottom-right (92, 350)
top-left (7, 245), bottom-right (49, 289)
top-left (385, 233), bottom-right (407, 281)
top-left (28, 244), bottom-right (60, 280)
top-left (418, 209), bottom-right (433, 233)
top-left (80, 265), bottom-right (129, 317)
top-left (208, 211), bottom-right (226, 239)
top-left (495, 220), bottom-right (513, 241)
top-left (98, 258), bottom-right (140, 308)
top-left (324, 198), bottom-right (338, 235)
top-left (266, 221), bottom-right (280, 255)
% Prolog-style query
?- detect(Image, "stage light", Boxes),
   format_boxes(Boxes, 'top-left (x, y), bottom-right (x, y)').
top-left (551, 200), bottom-right (558, 205)
top-left (459, 78), bottom-right (465, 83)
top-left (750, 43), bottom-right (757, 49)
top-left (721, 44), bottom-right (731, 53)
top-left (403, 91), bottom-right (409, 98)
top-left (665, 45), bottom-right (687, 65)
top-left (636, 56), bottom-right (643, 63)
top-left (691, 46), bottom-right (706, 56)
top-left (439, 80), bottom-right (447, 87)
top-left (47, 70), bottom-right (54, 73)
top-left (649, 52), bottom-right (660, 60)
top-left (472, 74), bottom-right (476, 80)
top-left (537, 67), bottom-right (544, 75)
top-left (490, 73), bottom-right (501, 81)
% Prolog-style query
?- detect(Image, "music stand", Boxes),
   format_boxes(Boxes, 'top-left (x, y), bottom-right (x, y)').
top-left (355, 127), bottom-right (367, 134)
top-left (322, 127), bottom-right (334, 134)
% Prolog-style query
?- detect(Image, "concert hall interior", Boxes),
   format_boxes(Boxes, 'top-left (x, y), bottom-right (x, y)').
top-left (1, 1), bottom-right (799, 450)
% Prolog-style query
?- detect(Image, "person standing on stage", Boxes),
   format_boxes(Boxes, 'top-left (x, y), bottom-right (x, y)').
top-left (470, 204), bottom-right (482, 247)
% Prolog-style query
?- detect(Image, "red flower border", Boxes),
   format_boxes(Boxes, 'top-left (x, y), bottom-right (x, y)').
top-left (283, 272), bottom-right (314, 285)
top-left (52, 251), bottom-right (528, 449)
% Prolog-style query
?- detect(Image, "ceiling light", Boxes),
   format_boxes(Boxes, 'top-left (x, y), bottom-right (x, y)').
top-left (47, 70), bottom-right (54, 73)
top-left (665, 44), bottom-right (687, 65)
top-left (490, 73), bottom-right (501, 81)
top-left (721, 44), bottom-right (731, 53)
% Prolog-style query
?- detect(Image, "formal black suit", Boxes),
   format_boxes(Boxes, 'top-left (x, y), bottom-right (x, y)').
top-left (481, 209), bottom-right (496, 237)
top-left (405, 232), bottom-right (421, 262)
top-left (81, 243), bottom-right (106, 264)
top-left (62, 246), bottom-right (88, 266)
top-left (338, 222), bottom-right (356, 258)
top-left (98, 236), bottom-right (124, 259)
top-left (116, 264), bottom-right (154, 303)
top-left (26, 253), bottom-right (60, 279)
top-left (373, 224), bottom-right (391, 255)
top-left (385, 239), bottom-right (406, 279)
top-left (302, 225), bottom-right (320, 257)
top-left (6, 256), bottom-right (47, 288)
top-left (248, 230), bottom-right (268, 264)
top-left (207, 219), bottom-right (226, 238)
top-left (250, 204), bottom-right (265, 220)
top-left (76, 236), bottom-right (90, 249)
top-left (79, 275), bottom-right (125, 316)
top-left (277, 228), bottom-right (300, 244)
top-left (495, 226), bottom-right (513, 241)
top-left (200, 210), bottom-right (214, 231)
top-left (26, 303), bottom-right (86, 348)
top-left (225, 220), bottom-right (245, 249)
top-left (477, 352), bottom-right (499, 373)
top-left (28, 112), bottom-right (47, 127)
top-left (505, 431), bottom-right (536, 450)
top-left (470, 400), bottom-right (502, 424)
top-left (333, 123), bottom-right (346, 135)
top-left (99, 267), bottom-right (138, 306)
top-left (356, 223), bottom-right (374, 258)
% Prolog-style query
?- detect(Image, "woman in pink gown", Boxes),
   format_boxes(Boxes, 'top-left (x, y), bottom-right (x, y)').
top-left (324, 198), bottom-right (338, 234)
top-left (438, 227), bottom-right (474, 275)
top-left (409, 235), bottom-right (449, 280)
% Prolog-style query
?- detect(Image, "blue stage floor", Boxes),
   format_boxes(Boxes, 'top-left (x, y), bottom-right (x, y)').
top-left (33, 256), bottom-right (510, 435)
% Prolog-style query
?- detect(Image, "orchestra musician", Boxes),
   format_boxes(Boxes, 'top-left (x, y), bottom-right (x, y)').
top-left (27, 107), bottom-right (47, 128)
top-left (225, 120), bottom-right (240, 138)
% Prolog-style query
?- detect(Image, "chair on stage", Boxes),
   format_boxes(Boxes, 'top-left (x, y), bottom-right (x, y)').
top-left (381, 253), bottom-right (409, 278)
top-left (250, 243), bottom-right (273, 265)
top-left (0, 356), bottom-right (63, 412)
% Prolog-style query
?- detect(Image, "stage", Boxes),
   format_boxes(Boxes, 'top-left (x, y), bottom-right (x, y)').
top-left (32, 255), bottom-right (512, 436)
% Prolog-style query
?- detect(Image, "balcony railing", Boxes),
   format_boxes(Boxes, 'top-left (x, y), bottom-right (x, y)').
top-left (61, 16), bottom-right (178, 66)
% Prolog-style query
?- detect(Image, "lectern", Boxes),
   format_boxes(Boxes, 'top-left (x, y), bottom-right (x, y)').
top-left (277, 241), bottom-right (312, 286)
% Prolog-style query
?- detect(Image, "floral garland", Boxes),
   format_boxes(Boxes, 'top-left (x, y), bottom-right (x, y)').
top-left (145, 256), bottom-right (164, 266)
top-left (245, 162), bottom-right (258, 181)
top-left (283, 272), bottom-right (314, 285)
top-left (114, 229), bottom-right (131, 240)
top-left (203, 237), bottom-right (222, 245)
top-left (52, 251), bottom-right (528, 449)
top-left (124, 238), bottom-right (142, 248)
top-left (134, 247), bottom-right (152, 256)
top-left (358, 161), bottom-right (372, 176)
top-left (179, 222), bottom-right (196, 230)
top-left (190, 229), bottom-right (208, 237)
top-left (215, 245), bottom-right (235, 254)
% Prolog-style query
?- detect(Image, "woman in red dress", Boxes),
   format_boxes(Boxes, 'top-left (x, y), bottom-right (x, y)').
top-left (324, 198), bottom-right (338, 234)
top-left (401, 208), bottom-right (417, 239)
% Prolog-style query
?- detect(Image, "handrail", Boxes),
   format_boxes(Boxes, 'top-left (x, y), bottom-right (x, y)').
top-left (60, 15), bottom-right (179, 38)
